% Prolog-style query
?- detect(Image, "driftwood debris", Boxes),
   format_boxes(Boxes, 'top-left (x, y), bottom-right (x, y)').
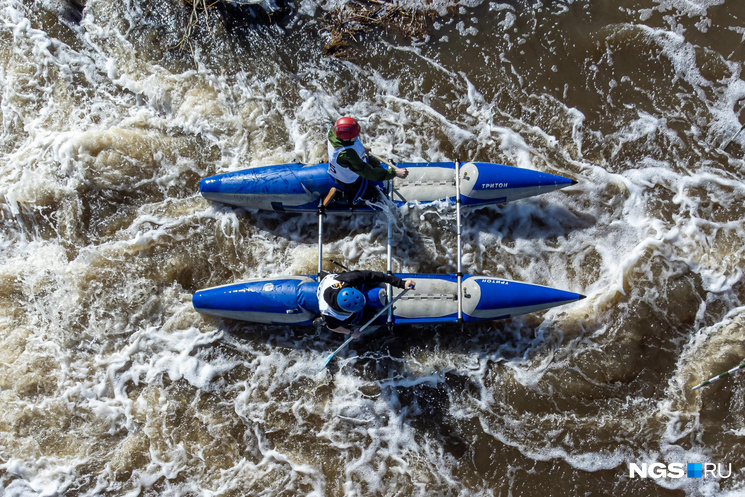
top-left (176, 0), bottom-right (441, 61)
top-left (321, 0), bottom-right (438, 58)
top-left (176, 0), bottom-right (291, 60)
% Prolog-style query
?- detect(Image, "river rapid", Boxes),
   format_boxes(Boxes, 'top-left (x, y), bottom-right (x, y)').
top-left (2, 0), bottom-right (745, 495)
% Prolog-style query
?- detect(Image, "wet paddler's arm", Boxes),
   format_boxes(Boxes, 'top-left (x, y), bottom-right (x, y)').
top-left (329, 325), bottom-right (361, 339)
top-left (337, 149), bottom-right (397, 182)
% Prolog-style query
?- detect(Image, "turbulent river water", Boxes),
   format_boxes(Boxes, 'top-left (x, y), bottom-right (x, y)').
top-left (2, 0), bottom-right (745, 495)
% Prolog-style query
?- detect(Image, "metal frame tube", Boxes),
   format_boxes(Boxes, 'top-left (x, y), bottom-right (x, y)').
top-left (455, 160), bottom-right (463, 323)
top-left (387, 179), bottom-right (394, 323)
top-left (317, 199), bottom-right (324, 277)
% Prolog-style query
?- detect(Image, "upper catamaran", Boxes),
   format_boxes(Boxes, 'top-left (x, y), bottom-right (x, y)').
top-left (199, 161), bottom-right (576, 212)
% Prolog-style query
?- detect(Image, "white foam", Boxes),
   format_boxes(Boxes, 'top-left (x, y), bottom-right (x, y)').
top-left (652, 0), bottom-right (725, 18)
top-left (2, 0), bottom-right (745, 494)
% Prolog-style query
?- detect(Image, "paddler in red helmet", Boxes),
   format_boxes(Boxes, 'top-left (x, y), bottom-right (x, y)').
top-left (327, 117), bottom-right (409, 204)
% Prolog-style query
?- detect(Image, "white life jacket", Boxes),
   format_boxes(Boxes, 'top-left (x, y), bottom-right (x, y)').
top-left (316, 274), bottom-right (354, 321)
top-left (327, 138), bottom-right (368, 184)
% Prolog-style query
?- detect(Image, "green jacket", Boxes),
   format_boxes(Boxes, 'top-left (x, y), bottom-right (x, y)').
top-left (328, 128), bottom-right (396, 182)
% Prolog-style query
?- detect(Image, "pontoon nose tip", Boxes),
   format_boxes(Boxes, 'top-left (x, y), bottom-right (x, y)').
top-left (571, 179), bottom-right (578, 185)
top-left (199, 177), bottom-right (211, 193)
top-left (578, 294), bottom-right (587, 300)
top-left (192, 290), bottom-right (208, 310)
top-left (199, 175), bottom-right (224, 194)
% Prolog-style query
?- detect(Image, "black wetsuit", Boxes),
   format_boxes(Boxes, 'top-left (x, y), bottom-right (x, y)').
top-left (322, 270), bottom-right (407, 329)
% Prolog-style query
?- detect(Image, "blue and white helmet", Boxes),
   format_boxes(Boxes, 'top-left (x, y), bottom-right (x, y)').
top-left (337, 288), bottom-right (365, 312)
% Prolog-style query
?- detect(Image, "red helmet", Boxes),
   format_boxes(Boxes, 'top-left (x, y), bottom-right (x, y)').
top-left (334, 117), bottom-right (360, 141)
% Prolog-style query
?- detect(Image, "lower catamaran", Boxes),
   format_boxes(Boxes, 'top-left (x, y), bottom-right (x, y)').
top-left (192, 274), bottom-right (585, 326)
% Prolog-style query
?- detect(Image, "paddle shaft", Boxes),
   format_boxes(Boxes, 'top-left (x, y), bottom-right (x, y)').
top-left (321, 288), bottom-right (410, 368)
top-left (692, 361), bottom-right (745, 390)
top-left (722, 123), bottom-right (745, 151)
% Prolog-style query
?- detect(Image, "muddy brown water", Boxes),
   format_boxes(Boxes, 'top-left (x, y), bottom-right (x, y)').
top-left (1, 0), bottom-right (744, 495)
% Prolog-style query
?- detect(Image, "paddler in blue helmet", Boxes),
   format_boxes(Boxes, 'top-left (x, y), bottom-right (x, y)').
top-left (327, 117), bottom-right (409, 203)
top-left (317, 270), bottom-right (416, 337)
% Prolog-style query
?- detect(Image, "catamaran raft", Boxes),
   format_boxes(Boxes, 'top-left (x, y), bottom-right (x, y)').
top-left (193, 160), bottom-right (584, 328)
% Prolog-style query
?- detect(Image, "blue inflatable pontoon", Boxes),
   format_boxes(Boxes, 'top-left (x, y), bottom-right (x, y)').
top-left (192, 273), bottom-right (585, 326)
top-left (199, 161), bottom-right (576, 212)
